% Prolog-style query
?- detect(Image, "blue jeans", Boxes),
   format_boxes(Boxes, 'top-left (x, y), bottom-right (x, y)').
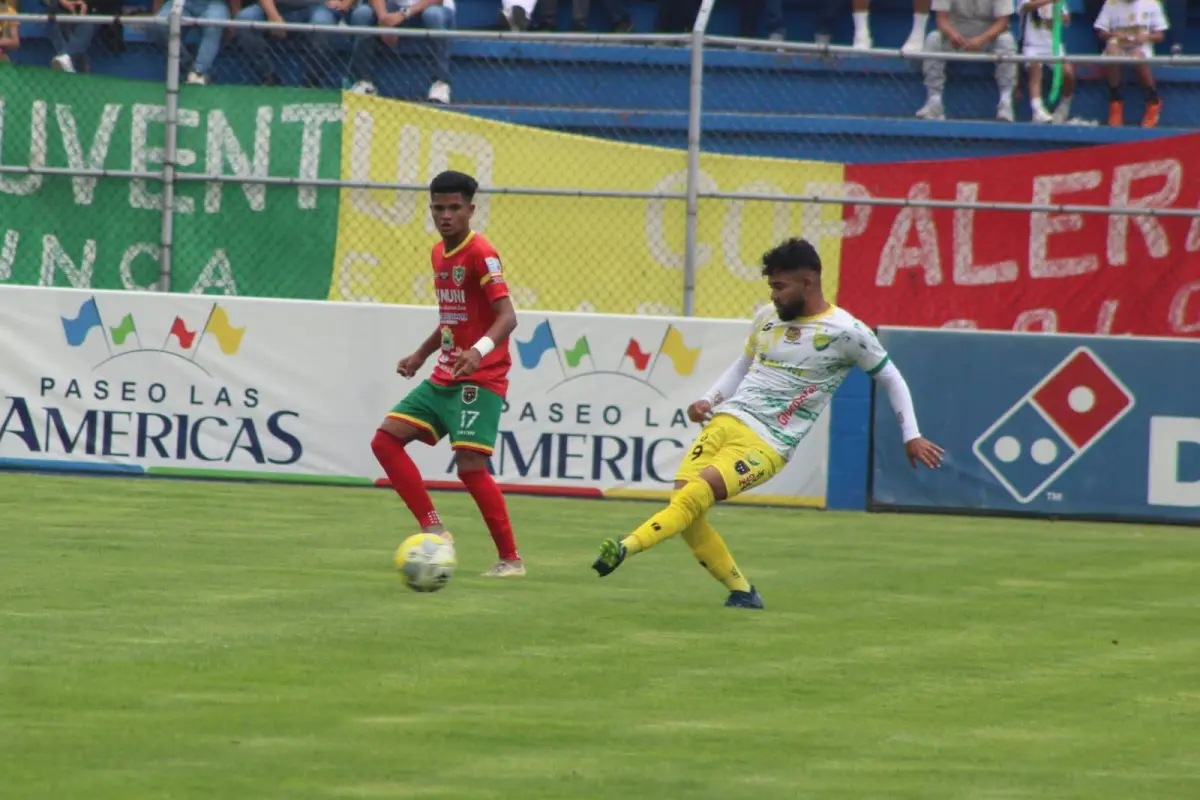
top-left (47, 2), bottom-right (97, 58)
top-left (349, 2), bottom-right (455, 85)
top-left (236, 4), bottom-right (341, 80)
top-left (151, 0), bottom-right (230, 76)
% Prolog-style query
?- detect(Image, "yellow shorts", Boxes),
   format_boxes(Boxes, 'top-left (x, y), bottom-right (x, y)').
top-left (675, 413), bottom-right (786, 499)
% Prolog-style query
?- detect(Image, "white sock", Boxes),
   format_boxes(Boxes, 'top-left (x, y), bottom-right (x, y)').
top-left (853, 11), bottom-right (869, 38)
top-left (1031, 96), bottom-right (1046, 112)
top-left (1000, 89), bottom-right (1014, 104)
top-left (928, 92), bottom-right (942, 106)
top-left (911, 12), bottom-right (929, 37)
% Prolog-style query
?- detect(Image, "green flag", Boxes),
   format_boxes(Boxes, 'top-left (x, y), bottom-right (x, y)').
top-left (1049, 0), bottom-right (1065, 105)
top-left (110, 313), bottom-right (137, 345)
top-left (565, 336), bottom-right (591, 368)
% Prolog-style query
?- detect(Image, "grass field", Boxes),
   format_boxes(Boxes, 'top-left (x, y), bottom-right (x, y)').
top-left (2, 473), bottom-right (1200, 799)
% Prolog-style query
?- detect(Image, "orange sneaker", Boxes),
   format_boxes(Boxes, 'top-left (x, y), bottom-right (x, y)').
top-left (1108, 100), bottom-right (1124, 127)
top-left (1142, 100), bottom-right (1161, 128)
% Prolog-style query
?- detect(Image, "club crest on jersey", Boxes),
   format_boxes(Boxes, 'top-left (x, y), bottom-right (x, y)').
top-left (452, 265), bottom-right (466, 286)
top-left (784, 327), bottom-right (802, 343)
top-left (461, 385), bottom-right (478, 405)
top-left (812, 331), bottom-right (834, 351)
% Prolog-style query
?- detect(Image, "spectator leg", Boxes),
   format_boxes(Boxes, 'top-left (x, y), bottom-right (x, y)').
top-left (921, 30), bottom-right (946, 99)
top-left (192, 0), bottom-right (230, 78)
top-left (307, 4), bottom-right (340, 85)
top-left (814, 0), bottom-right (848, 39)
top-left (234, 4), bottom-right (272, 81)
top-left (421, 4), bottom-right (455, 86)
top-left (347, 5), bottom-right (381, 85)
top-left (992, 31), bottom-right (1017, 104)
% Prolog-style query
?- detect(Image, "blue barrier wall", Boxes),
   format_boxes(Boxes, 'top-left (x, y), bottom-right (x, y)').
top-left (871, 327), bottom-right (1200, 524)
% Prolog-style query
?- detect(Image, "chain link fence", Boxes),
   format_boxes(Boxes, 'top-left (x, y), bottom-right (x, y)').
top-left (2, 1), bottom-right (1199, 329)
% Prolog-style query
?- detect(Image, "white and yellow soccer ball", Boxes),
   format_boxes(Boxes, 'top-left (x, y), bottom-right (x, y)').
top-left (394, 533), bottom-right (457, 593)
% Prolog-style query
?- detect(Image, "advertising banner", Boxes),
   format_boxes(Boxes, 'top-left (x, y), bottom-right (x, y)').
top-left (841, 135), bottom-right (1200, 338)
top-left (871, 327), bottom-right (1200, 523)
top-left (0, 286), bottom-right (831, 506)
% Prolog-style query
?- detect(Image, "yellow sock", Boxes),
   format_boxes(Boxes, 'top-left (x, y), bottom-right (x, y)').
top-left (622, 479), bottom-right (715, 555)
top-left (682, 516), bottom-right (752, 592)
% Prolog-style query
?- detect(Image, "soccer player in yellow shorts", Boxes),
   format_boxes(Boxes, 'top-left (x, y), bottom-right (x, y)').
top-left (591, 238), bottom-right (945, 608)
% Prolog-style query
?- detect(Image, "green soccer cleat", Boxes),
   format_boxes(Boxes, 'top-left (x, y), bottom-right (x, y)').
top-left (592, 538), bottom-right (627, 577)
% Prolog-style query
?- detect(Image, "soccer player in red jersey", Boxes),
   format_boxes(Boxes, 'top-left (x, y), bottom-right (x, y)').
top-left (371, 170), bottom-right (524, 577)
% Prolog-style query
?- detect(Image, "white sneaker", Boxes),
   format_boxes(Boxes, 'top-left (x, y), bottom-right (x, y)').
top-left (1032, 105), bottom-right (1053, 124)
top-left (52, 54), bottom-right (76, 73)
top-left (901, 32), bottom-right (925, 54)
top-left (349, 80), bottom-right (377, 96)
top-left (1051, 101), bottom-right (1072, 124)
top-left (481, 559), bottom-right (525, 578)
top-left (916, 97), bottom-right (944, 120)
top-left (427, 80), bottom-right (451, 105)
top-left (185, 71), bottom-right (207, 86)
top-left (852, 31), bottom-right (872, 50)
top-left (996, 99), bottom-right (1014, 122)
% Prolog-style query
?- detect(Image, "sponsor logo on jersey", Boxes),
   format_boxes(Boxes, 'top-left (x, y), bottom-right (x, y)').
top-left (437, 288), bottom-right (466, 304)
top-left (784, 327), bottom-right (802, 343)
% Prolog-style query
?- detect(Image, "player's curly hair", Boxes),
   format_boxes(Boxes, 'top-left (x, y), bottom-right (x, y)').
top-left (430, 170), bottom-right (478, 201)
top-left (761, 238), bottom-right (821, 276)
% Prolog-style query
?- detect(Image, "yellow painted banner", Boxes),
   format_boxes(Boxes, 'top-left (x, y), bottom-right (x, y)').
top-left (332, 94), bottom-right (847, 319)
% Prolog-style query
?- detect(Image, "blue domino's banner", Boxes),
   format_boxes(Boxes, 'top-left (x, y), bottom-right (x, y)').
top-left (871, 328), bottom-right (1200, 523)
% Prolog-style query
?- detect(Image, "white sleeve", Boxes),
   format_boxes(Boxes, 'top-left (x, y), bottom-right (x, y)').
top-left (1150, 1), bottom-right (1169, 31)
top-left (702, 353), bottom-right (752, 406)
top-left (1094, 1), bottom-right (1112, 30)
top-left (874, 361), bottom-right (922, 444)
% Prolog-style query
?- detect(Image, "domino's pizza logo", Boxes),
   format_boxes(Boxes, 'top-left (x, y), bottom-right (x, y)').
top-left (973, 347), bottom-right (1135, 504)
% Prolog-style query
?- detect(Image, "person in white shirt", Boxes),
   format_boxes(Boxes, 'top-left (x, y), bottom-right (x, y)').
top-left (1094, 0), bottom-right (1167, 128)
top-left (1018, 0), bottom-right (1075, 123)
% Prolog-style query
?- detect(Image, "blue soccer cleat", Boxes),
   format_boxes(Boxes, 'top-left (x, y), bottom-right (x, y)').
top-left (724, 586), bottom-right (764, 609)
top-left (592, 538), bottom-right (627, 577)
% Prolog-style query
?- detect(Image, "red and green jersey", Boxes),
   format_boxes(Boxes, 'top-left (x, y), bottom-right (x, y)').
top-left (428, 232), bottom-right (512, 398)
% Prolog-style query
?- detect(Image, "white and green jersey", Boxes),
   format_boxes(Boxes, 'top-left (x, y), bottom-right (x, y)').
top-left (715, 305), bottom-right (890, 459)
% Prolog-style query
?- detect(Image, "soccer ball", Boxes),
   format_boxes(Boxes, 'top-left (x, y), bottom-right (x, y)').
top-left (394, 533), bottom-right (456, 593)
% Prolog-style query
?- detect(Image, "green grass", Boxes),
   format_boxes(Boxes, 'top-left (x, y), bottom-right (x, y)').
top-left (2, 473), bottom-right (1200, 799)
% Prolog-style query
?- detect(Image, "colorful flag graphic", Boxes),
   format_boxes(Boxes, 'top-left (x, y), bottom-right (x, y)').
top-left (624, 338), bottom-right (651, 371)
top-left (61, 297), bottom-right (102, 347)
top-left (516, 320), bottom-right (558, 369)
top-left (564, 336), bottom-right (591, 368)
top-left (660, 327), bottom-right (700, 376)
top-left (169, 316), bottom-right (197, 349)
top-left (110, 313), bottom-right (137, 346)
top-left (205, 304), bottom-right (246, 355)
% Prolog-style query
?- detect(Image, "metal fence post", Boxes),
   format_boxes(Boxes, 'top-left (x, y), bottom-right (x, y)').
top-left (683, 0), bottom-right (717, 318)
top-left (158, 2), bottom-right (186, 293)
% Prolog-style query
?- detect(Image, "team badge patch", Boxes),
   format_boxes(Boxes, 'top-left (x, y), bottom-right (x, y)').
top-left (734, 460), bottom-right (750, 475)
top-left (452, 265), bottom-right (466, 286)
top-left (461, 385), bottom-right (478, 405)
